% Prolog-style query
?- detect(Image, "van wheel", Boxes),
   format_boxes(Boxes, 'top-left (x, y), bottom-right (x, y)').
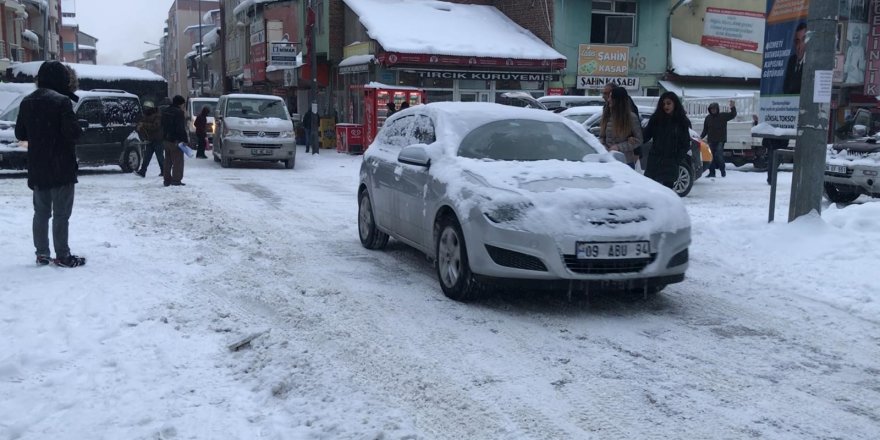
top-left (120, 142), bottom-right (141, 173)
top-left (284, 158), bottom-right (295, 169)
top-left (824, 183), bottom-right (860, 204)
top-left (730, 157), bottom-right (747, 168)
top-left (220, 152), bottom-right (231, 168)
top-left (673, 160), bottom-right (694, 197)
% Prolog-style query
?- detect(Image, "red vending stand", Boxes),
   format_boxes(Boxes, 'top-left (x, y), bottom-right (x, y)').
top-left (335, 123), bottom-right (364, 154)
top-left (359, 83), bottom-right (425, 150)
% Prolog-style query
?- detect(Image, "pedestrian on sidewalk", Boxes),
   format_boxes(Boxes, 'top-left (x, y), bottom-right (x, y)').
top-left (136, 103), bottom-right (164, 177)
top-left (700, 99), bottom-right (737, 177)
top-left (15, 60), bottom-right (86, 267)
top-left (194, 106), bottom-right (210, 158)
top-left (643, 92), bottom-right (691, 189)
top-left (600, 87), bottom-right (643, 168)
top-left (162, 95), bottom-right (189, 187)
top-left (303, 108), bottom-right (315, 153)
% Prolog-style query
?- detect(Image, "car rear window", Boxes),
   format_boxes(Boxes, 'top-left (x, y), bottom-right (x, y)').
top-left (458, 119), bottom-right (598, 162)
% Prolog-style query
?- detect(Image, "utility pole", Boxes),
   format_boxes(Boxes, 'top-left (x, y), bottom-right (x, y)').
top-left (197, 0), bottom-right (203, 97)
top-left (788, 0), bottom-right (836, 221)
top-left (309, 0), bottom-right (319, 151)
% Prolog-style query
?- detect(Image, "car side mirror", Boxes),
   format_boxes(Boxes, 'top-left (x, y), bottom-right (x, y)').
top-left (610, 151), bottom-right (627, 163)
top-left (78, 119), bottom-right (89, 129)
top-left (398, 145), bottom-right (430, 167)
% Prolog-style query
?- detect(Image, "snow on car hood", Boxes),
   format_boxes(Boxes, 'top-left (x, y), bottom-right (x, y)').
top-left (827, 142), bottom-right (880, 168)
top-left (435, 155), bottom-right (691, 236)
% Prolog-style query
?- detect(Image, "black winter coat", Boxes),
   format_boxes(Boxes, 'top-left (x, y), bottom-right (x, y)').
top-left (161, 105), bottom-right (188, 143)
top-left (700, 106), bottom-right (737, 143)
top-left (15, 88), bottom-right (82, 190)
top-left (643, 117), bottom-right (691, 186)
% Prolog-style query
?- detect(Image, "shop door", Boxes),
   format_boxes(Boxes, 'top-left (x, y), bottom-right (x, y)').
top-left (459, 91), bottom-right (491, 103)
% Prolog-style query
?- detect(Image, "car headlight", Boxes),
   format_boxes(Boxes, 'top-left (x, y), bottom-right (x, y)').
top-left (207, 123), bottom-right (214, 133)
top-left (225, 128), bottom-right (242, 137)
top-left (278, 131), bottom-right (294, 138)
top-left (484, 202), bottom-right (533, 223)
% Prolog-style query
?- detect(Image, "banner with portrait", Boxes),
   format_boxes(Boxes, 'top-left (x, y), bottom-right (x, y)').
top-left (758, 0), bottom-right (809, 132)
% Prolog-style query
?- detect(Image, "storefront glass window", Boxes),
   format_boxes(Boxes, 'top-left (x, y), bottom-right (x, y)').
top-left (460, 79), bottom-right (489, 90)
top-left (426, 90), bottom-right (454, 103)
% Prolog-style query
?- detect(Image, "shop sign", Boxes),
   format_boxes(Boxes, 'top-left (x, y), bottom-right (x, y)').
top-left (701, 7), bottom-right (766, 53)
top-left (250, 29), bottom-right (265, 46)
top-left (865, 2), bottom-right (880, 95)
top-left (378, 52), bottom-right (566, 69)
top-left (250, 42), bottom-right (267, 82)
top-left (577, 44), bottom-right (628, 78)
top-left (412, 70), bottom-right (559, 82)
top-left (269, 42), bottom-right (298, 67)
top-left (340, 64), bottom-right (370, 74)
top-left (547, 87), bottom-right (565, 96)
top-left (576, 76), bottom-right (640, 90)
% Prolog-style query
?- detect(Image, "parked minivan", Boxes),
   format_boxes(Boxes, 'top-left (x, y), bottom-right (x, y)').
top-left (187, 97), bottom-right (218, 147)
top-left (213, 93), bottom-right (296, 169)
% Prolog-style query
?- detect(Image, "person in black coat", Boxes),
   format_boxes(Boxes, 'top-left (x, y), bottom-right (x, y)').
top-left (162, 95), bottom-right (189, 186)
top-left (700, 100), bottom-right (737, 177)
top-left (642, 92), bottom-right (692, 190)
top-left (15, 60), bottom-right (85, 267)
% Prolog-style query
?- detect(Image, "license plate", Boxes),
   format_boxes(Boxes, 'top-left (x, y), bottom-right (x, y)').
top-left (825, 164), bottom-right (848, 174)
top-left (576, 241), bottom-right (651, 260)
top-left (251, 148), bottom-right (273, 156)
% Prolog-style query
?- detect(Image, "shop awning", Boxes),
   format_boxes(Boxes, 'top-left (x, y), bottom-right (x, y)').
top-left (339, 55), bottom-right (375, 74)
top-left (343, 0), bottom-right (565, 66)
top-left (658, 80), bottom-right (759, 98)
top-left (671, 38), bottom-right (761, 80)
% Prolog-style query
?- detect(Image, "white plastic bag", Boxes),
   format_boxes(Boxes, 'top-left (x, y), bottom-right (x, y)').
top-left (178, 142), bottom-right (194, 158)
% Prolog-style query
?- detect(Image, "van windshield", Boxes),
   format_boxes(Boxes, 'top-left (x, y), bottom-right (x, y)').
top-left (191, 100), bottom-right (217, 117)
top-left (225, 98), bottom-right (287, 120)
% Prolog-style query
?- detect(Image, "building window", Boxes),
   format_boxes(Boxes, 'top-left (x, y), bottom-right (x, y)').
top-left (591, 1), bottom-right (637, 45)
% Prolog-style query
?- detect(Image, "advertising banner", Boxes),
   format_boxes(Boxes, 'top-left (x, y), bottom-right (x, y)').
top-left (865, 3), bottom-right (880, 94)
top-left (576, 44), bottom-right (632, 90)
top-left (701, 7), bottom-right (767, 53)
top-left (758, 0), bottom-right (809, 131)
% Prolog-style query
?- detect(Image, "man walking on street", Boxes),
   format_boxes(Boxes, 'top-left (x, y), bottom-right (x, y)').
top-left (700, 100), bottom-right (737, 178)
top-left (135, 103), bottom-right (164, 177)
top-left (162, 95), bottom-right (189, 186)
top-left (15, 60), bottom-right (85, 267)
top-left (303, 108), bottom-right (314, 153)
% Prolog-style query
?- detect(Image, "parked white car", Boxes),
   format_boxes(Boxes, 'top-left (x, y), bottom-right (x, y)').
top-left (357, 102), bottom-right (691, 300)
top-left (213, 93), bottom-right (296, 169)
top-left (187, 97), bottom-right (219, 146)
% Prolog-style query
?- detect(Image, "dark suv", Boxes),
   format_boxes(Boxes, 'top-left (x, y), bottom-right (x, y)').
top-left (0, 89), bottom-right (144, 172)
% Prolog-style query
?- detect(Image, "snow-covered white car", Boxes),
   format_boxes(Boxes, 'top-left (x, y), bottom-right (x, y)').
top-left (357, 102), bottom-right (691, 300)
top-left (213, 93), bottom-right (296, 169)
top-left (559, 105), bottom-right (604, 124)
top-left (824, 137), bottom-right (880, 204)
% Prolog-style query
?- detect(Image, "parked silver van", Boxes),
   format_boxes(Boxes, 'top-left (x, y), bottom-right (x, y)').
top-left (213, 93), bottom-right (296, 169)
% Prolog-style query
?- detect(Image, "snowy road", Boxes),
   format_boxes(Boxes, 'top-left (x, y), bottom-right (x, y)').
top-left (2, 148), bottom-right (879, 439)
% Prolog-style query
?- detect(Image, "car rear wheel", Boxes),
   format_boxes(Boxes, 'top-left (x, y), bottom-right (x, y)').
top-left (824, 182), bottom-right (860, 204)
top-left (673, 161), bottom-right (694, 197)
top-left (358, 191), bottom-right (388, 250)
top-left (119, 142), bottom-right (141, 173)
top-left (435, 215), bottom-right (482, 301)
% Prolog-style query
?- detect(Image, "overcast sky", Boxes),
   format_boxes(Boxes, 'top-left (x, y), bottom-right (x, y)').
top-left (74, 0), bottom-right (171, 65)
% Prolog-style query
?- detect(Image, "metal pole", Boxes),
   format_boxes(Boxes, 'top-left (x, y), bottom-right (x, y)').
top-left (197, 0), bottom-right (203, 97)
top-left (788, 0), bottom-right (836, 222)
top-left (309, 0), bottom-right (319, 152)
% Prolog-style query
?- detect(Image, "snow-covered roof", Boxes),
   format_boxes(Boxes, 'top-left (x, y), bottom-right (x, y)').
top-left (339, 54), bottom-right (375, 67)
top-left (78, 45), bottom-right (96, 51)
top-left (204, 9), bottom-right (219, 24)
top-left (62, 16), bottom-right (78, 27)
top-left (21, 0), bottom-right (48, 9)
top-left (364, 81), bottom-right (422, 91)
top-left (658, 80), bottom-right (758, 98)
top-left (22, 30), bottom-right (39, 43)
top-left (233, 0), bottom-right (278, 16)
top-left (12, 61), bottom-right (165, 82)
top-left (343, 0), bottom-right (565, 60)
top-left (670, 38), bottom-right (761, 79)
top-left (203, 28), bottom-right (220, 49)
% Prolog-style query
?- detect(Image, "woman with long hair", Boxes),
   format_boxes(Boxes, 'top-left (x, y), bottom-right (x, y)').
top-left (194, 106), bottom-right (210, 158)
top-left (599, 87), bottom-right (642, 167)
top-left (643, 92), bottom-right (692, 189)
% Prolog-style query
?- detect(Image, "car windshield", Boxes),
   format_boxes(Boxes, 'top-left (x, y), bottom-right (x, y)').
top-left (458, 119), bottom-right (598, 162)
top-left (191, 101), bottom-right (217, 117)
top-left (582, 111), bottom-right (602, 128)
top-left (226, 98), bottom-right (287, 119)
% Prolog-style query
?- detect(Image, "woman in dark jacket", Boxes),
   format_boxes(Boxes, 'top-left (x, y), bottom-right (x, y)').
top-left (642, 92), bottom-right (691, 189)
top-left (193, 106), bottom-right (210, 158)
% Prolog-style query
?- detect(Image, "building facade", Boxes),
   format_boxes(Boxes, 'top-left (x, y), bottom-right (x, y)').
top-left (165, 0), bottom-right (220, 98)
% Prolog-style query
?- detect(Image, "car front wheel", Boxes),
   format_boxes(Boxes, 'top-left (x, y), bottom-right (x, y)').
top-left (824, 182), bottom-right (860, 204)
top-left (120, 142), bottom-right (142, 173)
top-left (358, 191), bottom-right (388, 250)
top-left (435, 215), bottom-right (482, 301)
top-left (673, 161), bottom-right (694, 197)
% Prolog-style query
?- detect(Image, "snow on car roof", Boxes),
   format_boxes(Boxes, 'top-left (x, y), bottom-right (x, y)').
top-left (223, 93), bottom-right (284, 101)
top-left (560, 106), bottom-right (604, 116)
top-left (12, 61), bottom-right (165, 82)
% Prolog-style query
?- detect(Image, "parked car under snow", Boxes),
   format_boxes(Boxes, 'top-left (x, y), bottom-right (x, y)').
top-left (357, 102), bottom-right (691, 301)
top-left (824, 137), bottom-right (880, 204)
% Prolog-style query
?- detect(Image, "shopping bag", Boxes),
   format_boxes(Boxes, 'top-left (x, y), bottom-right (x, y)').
top-left (178, 142), bottom-right (194, 158)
